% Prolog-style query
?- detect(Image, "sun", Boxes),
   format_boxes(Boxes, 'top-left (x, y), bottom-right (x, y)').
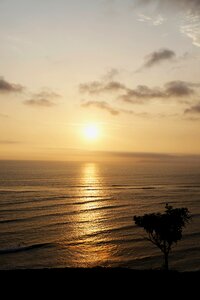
top-left (84, 124), bottom-right (99, 140)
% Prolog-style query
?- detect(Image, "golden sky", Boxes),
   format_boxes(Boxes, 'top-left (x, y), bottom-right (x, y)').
top-left (1, 0), bottom-right (200, 160)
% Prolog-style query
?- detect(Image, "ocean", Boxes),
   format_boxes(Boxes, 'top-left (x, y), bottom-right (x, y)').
top-left (0, 159), bottom-right (199, 271)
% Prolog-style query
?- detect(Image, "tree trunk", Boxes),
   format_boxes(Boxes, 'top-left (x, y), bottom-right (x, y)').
top-left (164, 252), bottom-right (169, 271)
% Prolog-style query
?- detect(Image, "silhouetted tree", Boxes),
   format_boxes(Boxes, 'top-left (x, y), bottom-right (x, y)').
top-left (133, 204), bottom-right (191, 270)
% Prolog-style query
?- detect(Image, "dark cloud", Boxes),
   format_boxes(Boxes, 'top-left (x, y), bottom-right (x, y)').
top-left (120, 85), bottom-right (164, 103)
top-left (0, 77), bottom-right (24, 93)
top-left (143, 49), bottom-right (176, 68)
top-left (165, 81), bottom-right (195, 97)
top-left (81, 100), bottom-right (120, 115)
top-left (120, 81), bottom-right (199, 103)
top-left (80, 82), bottom-right (103, 94)
top-left (80, 81), bottom-right (126, 94)
top-left (80, 76), bottom-right (200, 105)
top-left (23, 91), bottom-right (60, 107)
top-left (104, 81), bottom-right (127, 92)
top-left (184, 103), bottom-right (200, 114)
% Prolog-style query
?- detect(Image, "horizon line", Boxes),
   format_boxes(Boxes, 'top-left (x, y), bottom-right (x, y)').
top-left (1, 149), bottom-right (200, 163)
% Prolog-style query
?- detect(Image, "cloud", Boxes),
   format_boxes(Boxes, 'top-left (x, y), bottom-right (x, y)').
top-left (35, 91), bottom-right (61, 99)
top-left (81, 100), bottom-right (120, 115)
top-left (181, 16), bottom-right (200, 47)
top-left (80, 68), bottom-right (125, 94)
top-left (0, 140), bottom-right (21, 144)
top-left (136, 0), bottom-right (200, 47)
top-left (136, 49), bottom-right (192, 73)
top-left (144, 49), bottom-right (176, 68)
top-left (102, 68), bottom-right (120, 81)
top-left (80, 76), bottom-right (200, 106)
top-left (184, 103), bottom-right (200, 114)
top-left (80, 81), bottom-right (126, 94)
top-left (165, 81), bottom-right (195, 97)
top-left (80, 82), bottom-right (104, 94)
top-left (143, 49), bottom-right (176, 68)
top-left (120, 85), bottom-right (164, 103)
top-left (137, 13), bottom-right (165, 26)
top-left (81, 100), bottom-right (151, 117)
top-left (24, 99), bottom-right (56, 107)
top-left (137, 0), bottom-right (200, 13)
top-left (23, 91), bottom-right (60, 107)
top-left (0, 113), bottom-right (9, 118)
top-left (0, 77), bottom-right (24, 93)
top-left (120, 80), bottom-right (199, 103)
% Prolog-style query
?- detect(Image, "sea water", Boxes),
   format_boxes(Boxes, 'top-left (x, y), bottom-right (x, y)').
top-left (0, 160), bottom-right (199, 271)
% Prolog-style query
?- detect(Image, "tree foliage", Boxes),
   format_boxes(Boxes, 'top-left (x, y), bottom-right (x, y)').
top-left (133, 204), bottom-right (191, 270)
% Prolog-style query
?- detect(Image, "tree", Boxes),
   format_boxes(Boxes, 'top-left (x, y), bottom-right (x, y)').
top-left (133, 203), bottom-right (191, 270)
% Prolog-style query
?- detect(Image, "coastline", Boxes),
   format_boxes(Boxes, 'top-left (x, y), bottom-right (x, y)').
top-left (1, 267), bottom-right (199, 296)
top-left (1, 267), bottom-right (199, 281)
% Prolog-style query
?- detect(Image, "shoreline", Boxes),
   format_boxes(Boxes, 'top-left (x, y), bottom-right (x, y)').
top-left (1, 266), bottom-right (199, 278)
top-left (1, 267), bottom-right (199, 295)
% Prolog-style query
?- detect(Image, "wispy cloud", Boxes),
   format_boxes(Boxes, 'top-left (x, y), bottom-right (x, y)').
top-left (102, 68), bottom-right (120, 82)
top-left (0, 77), bottom-right (24, 93)
top-left (136, 0), bottom-right (200, 47)
top-left (80, 81), bottom-right (126, 94)
top-left (23, 91), bottom-right (60, 107)
top-left (81, 99), bottom-right (151, 117)
top-left (137, 13), bottom-right (165, 26)
top-left (36, 91), bottom-right (61, 99)
top-left (24, 99), bottom-right (56, 107)
top-left (0, 140), bottom-right (21, 144)
top-left (181, 14), bottom-right (200, 47)
top-left (81, 100), bottom-right (120, 115)
top-left (0, 113), bottom-right (9, 118)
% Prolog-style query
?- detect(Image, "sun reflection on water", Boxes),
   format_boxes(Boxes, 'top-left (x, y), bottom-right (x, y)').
top-left (79, 163), bottom-right (102, 230)
top-left (73, 163), bottom-right (115, 267)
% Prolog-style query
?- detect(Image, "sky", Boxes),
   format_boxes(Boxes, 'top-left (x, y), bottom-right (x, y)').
top-left (1, 0), bottom-right (200, 160)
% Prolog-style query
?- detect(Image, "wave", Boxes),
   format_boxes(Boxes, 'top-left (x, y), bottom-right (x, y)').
top-left (0, 203), bottom-right (129, 225)
top-left (111, 186), bottom-right (157, 190)
top-left (0, 195), bottom-right (112, 208)
top-left (182, 185), bottom-right (200, 189)
top-left (75, 224), bottom-right (135, 240)
top-left (0, 242), bottom-right (54, 255)
top-left (67, 237), bottom-right (144, 247)
top-left (0, 190), bottom-right (35, 194)
top-left (0, 197), bottom-right (114, 214)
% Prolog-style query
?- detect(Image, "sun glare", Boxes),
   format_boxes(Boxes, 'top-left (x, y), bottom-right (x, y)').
top-left (84, 124), bottom-right (99, 140)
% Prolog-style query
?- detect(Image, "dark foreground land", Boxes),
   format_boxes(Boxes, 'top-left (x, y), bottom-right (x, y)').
top-left (0, 267), bottom-right (199, 295)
